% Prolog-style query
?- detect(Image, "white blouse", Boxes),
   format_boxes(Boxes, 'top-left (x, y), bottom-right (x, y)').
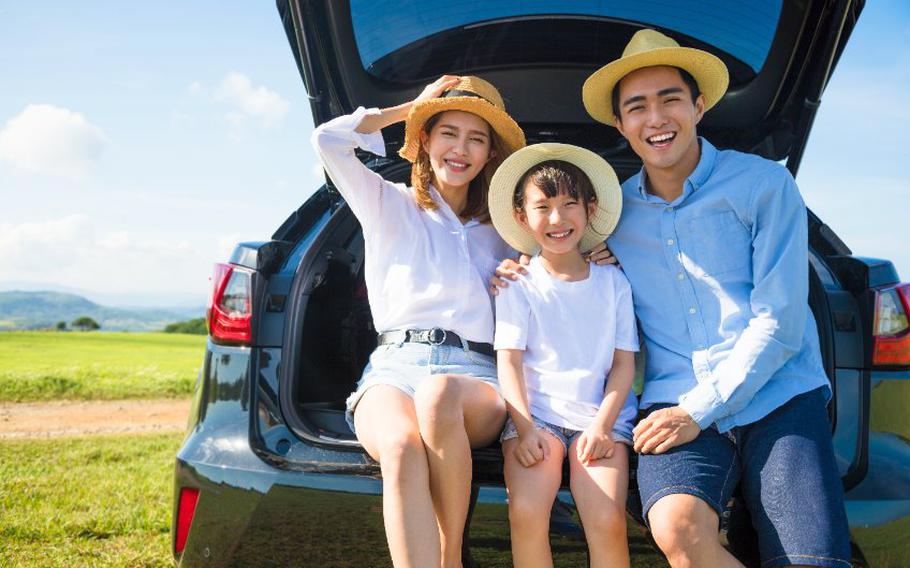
top-left (310, 106), bottom-right (514, 344)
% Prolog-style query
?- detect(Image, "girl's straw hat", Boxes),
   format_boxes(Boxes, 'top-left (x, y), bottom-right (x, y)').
top-left (582, 28), bottom-right (729, 126)
top-left (398, 76), bottom-right (526, 162)
top-left (489, 143), bottom-right (622, 255)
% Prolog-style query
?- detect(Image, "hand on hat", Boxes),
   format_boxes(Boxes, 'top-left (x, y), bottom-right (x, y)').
top-left (414, 75), bottom-right (461, 105)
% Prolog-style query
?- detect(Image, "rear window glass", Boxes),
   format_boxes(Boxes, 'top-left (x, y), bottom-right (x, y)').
top-left (351, 0), bottom-right (781, 83)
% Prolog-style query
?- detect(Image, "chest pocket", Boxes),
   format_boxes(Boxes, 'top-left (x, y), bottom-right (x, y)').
top-left (677, 211), bottom-right (752, 276)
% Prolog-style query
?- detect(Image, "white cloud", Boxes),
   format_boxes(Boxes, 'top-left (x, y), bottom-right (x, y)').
top-left (0, 104), bottom-right (106, 180)
top-left (214, 71), bottom-right (289, 127)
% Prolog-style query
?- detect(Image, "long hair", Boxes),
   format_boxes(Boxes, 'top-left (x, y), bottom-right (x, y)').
top-left (410, 113), bottom-right (509, 223)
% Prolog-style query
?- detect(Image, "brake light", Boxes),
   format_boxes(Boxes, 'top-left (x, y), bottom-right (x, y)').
top-left (175, 487), bottom-right (199, 554)
top-left (872, 283), bottom-right (910, 368)
top-left (207, 263), bottom-right (252, 345)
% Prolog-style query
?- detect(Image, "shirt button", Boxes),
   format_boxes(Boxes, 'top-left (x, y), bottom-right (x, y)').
top-left (667, 239), bottom-right (674, 246)
top-left (677, 272), bottom-right (685, 280)
top-left (688, 307), bottom-right (697, 314)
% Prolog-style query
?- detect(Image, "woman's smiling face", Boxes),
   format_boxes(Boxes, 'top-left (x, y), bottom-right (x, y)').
top-left (421, 110), bottom-right (495, 195)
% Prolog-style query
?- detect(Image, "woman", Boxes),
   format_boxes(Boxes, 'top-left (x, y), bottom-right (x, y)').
top-left (311, 75), bottom-right (525, 568)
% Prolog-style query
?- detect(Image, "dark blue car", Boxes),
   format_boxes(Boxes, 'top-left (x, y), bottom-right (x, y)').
top-left (172, 1), bottom-right (910, 566)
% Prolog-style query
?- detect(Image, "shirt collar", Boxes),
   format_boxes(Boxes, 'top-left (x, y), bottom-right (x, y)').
top-left (635, 137), bottom-right (718, 205)
top-left (428, 184), bottom-right (476, 227)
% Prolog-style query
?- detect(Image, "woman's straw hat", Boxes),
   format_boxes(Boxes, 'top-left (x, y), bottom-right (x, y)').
top-left (488, 143), bottom-right (621, 255)
top-left (583, 29), bottom-right (729, 126)
top-left (399, 76), bottom-right (526, 162)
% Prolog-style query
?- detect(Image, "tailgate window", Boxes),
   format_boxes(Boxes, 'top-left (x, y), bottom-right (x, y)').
top-left (351, 0), bottom-right (781, 83)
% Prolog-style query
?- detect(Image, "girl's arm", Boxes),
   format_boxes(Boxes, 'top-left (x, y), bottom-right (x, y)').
top-left (577, 349), bottom-right (635, 463)
top-left (498, 349), bottom-right (550, 466)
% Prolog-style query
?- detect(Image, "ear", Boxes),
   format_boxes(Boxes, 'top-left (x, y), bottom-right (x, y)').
top-left (587, 200), bottom-right (598, 224)
top-left (420, 129), bottom-right (430, 154)
top-left (512, 207), bottom-right (529, 231)
top-left (614, 115), bottom-right (629, 140)
top-left (693, 93), bottom-right (706, 126)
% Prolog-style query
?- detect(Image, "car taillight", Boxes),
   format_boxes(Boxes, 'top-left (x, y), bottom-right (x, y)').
top-left (175, 487), bottom-right (199, 555)
top-left (207, 263), bottom-right (252, 345)
top-left (872, 283), bottom-right (910, 368)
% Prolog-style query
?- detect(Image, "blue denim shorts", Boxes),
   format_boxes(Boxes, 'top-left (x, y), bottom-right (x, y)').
top-left (637, 387), bottom-right (851, 567)
top-left (344, 341), bottom-right (500, 433)
top-left (500, 416), bottom-right (633, 453)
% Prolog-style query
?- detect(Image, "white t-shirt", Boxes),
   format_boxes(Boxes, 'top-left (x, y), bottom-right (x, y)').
top-left (311, 106), bottom-right (515, 343)
top-left (494, 256), bottom-right (640, 430)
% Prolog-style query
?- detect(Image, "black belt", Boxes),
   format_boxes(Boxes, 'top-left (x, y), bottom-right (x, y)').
top-left (377, 328), bottom-right (495, 358)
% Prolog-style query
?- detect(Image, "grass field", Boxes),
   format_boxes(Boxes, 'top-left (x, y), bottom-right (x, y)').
top-left (0, 431), bottom-right (183, 567)
top-left (0, 331), bottom-right (206, 402)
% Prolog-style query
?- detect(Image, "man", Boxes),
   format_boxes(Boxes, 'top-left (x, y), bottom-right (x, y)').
top-left (495, 28), bottom-right (851, 567)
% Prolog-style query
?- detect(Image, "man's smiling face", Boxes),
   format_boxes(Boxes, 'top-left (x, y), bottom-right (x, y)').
top-left (614, 65), bottom-right (705, 179)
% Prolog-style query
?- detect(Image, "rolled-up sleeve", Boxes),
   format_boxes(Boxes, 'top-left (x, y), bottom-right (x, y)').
top-left (310, 107), bottom-right (389, 236)
top-left (679, 167), bottom-right (808, 429)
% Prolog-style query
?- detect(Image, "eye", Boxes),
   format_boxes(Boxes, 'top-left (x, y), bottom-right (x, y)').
top-left (628, 105), bottom-right (644, 113)
top-left (440, 130), bottom-right (456, 137)
top-left (665, 97), bottom-right (681, 103)
top-left (470, 136), bottom-right (486, 143)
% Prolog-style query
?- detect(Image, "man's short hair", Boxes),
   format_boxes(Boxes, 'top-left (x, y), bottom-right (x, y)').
top-left (610, 67), bottom-right (701, 123)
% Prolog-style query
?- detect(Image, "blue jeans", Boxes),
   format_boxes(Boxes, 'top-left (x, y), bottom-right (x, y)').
top-left (637, 387), bottom-right (851, 567)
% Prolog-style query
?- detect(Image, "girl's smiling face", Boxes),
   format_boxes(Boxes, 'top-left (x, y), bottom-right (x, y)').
top-left (421, 110), bottom-right (495, 195)
top-left (516, 180), bottom-right (596, 257)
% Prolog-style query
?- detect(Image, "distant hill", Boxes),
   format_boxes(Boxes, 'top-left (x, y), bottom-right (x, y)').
top-left (0, 291), bottom-right (204, 332)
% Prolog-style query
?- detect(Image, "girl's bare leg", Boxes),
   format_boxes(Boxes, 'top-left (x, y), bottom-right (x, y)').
top-left (568, 439), bottom-right (630, 568)
top-left (413, 374), bottom-right (506, 568)
top-left (354, 385), bottom-right (439, 568)
top-left (502, 434), bottom-right (565, 568)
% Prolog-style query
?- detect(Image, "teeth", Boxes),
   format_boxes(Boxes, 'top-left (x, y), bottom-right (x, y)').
top-left (648, 132), bottom-right (675, 143)
top-left (447, 159), bottom-right (467, 168)
top-left (548, 230), bottom-right (571, 238)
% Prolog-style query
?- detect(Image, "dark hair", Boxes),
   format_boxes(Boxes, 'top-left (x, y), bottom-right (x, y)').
top-left (513, 160), bottom-right (598, 221)
top-left (610, 66), bottom-right (701, 123)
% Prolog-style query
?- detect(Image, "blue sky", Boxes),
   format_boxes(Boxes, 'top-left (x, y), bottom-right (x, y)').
top-left (1, 2), bottom-right (908, 308)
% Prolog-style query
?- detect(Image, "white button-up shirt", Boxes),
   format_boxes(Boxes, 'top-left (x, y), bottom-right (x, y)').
top-left (311, 107), bottom-right (514, 343)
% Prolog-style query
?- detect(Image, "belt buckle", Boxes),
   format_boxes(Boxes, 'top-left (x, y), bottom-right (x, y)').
top-left (428, 327), bottom-right (447, 346)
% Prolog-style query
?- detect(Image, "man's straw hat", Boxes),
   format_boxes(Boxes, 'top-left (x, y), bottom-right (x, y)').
top-left (399, 76), bottom-right (526, 162)
top-left (488, 143), bottom-right (621, 255)
top-left (583, 29), bottom-right (729, 126)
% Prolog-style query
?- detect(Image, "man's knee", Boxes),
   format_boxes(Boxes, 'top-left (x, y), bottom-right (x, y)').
top-left (648, 494), bottom-right (721, 559)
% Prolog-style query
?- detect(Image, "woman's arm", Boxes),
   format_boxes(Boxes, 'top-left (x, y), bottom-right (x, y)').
top-left (355, 75), bottom-right (460, 134)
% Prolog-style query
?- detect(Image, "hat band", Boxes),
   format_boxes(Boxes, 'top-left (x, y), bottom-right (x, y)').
top-left (442, 89), bottom-right (493, 105)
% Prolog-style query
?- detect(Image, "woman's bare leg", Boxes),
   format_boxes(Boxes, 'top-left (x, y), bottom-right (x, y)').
top-left (413, 374), bottom-right (506, 568)
top-left (568, 440), bottom-right (630, 568)
top-left (502, 434), bottom-right (565, 568)
top-left (354, 385), bottom-right (439, 568)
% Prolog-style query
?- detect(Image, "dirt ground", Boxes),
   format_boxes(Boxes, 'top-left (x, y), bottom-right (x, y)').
top-left (0, 398), bottom-right (191, 439)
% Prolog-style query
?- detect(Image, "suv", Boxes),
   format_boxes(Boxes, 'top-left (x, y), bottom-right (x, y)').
top-left (172, 1), bottom-right (910, 566)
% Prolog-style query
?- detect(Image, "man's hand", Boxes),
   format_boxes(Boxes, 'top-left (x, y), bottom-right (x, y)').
top-left (514, 429), bottom-right (551, 467)
top-left (585, 242), bottom-right (619, 266)
top-left (633, 406), bottom-right (701, 454)
top-left (576, 427), bottom-right (615, 464)
top-left (489, 255), bottom-right (531, 295)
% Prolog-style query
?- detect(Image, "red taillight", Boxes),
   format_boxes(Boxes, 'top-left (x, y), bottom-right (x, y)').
top-left (175, 487), bottom-right (200, 555)
top-left (872, 283), bottom-right (910, 368)
top-left (206, 263), bottom-right (252, 345)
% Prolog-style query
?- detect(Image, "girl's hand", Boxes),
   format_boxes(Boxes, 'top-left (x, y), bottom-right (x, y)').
top-left (584, 242), bottom-right (618, 266)
top-left (576, 427), bottom-right (615, 464)
top-left (489, 255), bottom-right (531, 295)
top-left (414, 75), bottom-right (461, 105)
top-left (514, 429), bottom-right (551, 467)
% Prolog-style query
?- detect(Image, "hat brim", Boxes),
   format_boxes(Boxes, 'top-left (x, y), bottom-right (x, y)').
top-left (398, 97), bottom-right (526, 162)
top-left (489, 143), bottom-right (621, 255)
top-left (582, 46), bottom-right (729, 126)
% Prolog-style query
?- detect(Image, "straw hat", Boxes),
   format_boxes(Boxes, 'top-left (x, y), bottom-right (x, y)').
top-left (398, 76), bottom-right (526, 162)
top-left (583, 29), bottom-right (729, 126)
top-left (488, 143), bottom-right (622, 255)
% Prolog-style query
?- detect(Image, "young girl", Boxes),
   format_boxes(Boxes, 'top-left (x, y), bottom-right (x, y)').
top-left (487, 143), bottom-right (638, 568)
top-left (311, 75), bottom-right (525, 568)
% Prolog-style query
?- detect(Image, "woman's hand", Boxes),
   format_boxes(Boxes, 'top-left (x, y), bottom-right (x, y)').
top-left (414, 75), bottom-right (461, 105)
top-left (489, 254), bottom-right (531, 295)
top-left (514, 429), bottom-right (551, 467)
top-left (576, 427), bottom-right (615, 464)
top-left (584, 241), bottom-right (619, 266)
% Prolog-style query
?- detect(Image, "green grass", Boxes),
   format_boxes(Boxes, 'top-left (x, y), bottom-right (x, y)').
top-left (0, 431), bottom-right (183, 567)
top-left (0, 331), bottom-right (206, 402)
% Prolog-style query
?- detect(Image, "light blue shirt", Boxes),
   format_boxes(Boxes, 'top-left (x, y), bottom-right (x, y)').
top-left (608, 138), bottom-right (830, 432)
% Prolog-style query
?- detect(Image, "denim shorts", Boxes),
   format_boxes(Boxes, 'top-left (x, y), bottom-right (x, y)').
top-left (500, 416), bottom-right (633, 453)
top-left (636, 387), bottom-right (851, 567)
top-left (344, 341), bottom-right (500, 433)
